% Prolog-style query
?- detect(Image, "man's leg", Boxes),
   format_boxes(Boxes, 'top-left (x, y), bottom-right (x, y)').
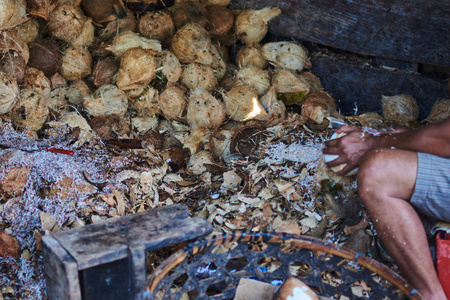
top-left (357, 148), bottom-right (446, 300)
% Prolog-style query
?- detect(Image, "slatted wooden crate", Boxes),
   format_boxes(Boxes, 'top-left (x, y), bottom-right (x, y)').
top-left (231, 0), bottom-right (450, 118)
top-left (42, 204), bottom-right (213, 300)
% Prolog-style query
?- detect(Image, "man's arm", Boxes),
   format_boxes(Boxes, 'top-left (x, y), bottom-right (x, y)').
top-left (323, 118), bottom-right (450, 175)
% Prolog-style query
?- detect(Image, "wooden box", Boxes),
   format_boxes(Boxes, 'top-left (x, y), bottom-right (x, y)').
top-left (42, 204), bottom-right (213, 300)
top-left (231, 0), bottom-right (449, 118)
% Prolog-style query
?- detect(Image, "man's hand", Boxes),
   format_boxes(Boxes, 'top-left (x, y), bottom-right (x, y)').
top-left (323, 125), bottom-right (375, 175)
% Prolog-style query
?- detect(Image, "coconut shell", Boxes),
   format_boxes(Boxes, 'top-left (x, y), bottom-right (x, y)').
top-left (381, 94), bottom-right (420, 124)
top-left (9, 88), bottom-right (49, 131)
top-left (181, 63), bottom-right (217, 92)
top-left (21, 67), bottom-right (51, 99)
top-left (0, 72), bottom-right (19, 114)
top-left (0, 51), bottom-right (26, 82)
top-left (223, 85), bottom-right (269, 122)
top-left (97, 9), bottom-right (137, 41)
top-left (116, 47), bottom-right (158, 90)
top-left (158, 84), bottom-right (187, 120)
top-left (171, 22), bottom-right (214, 65)
top-left (235, 7), bottom-right (281, 44)
top-left (26, 0), bottom-right (58, 20)
top-left (28, 39), bottom-right (62, 77)
top-left (261, 41), bottom-right (311, 72)
top-left (0, 0), bottom-right (27, 30)
top-left (301, 91), bottom-right (337, 124)
top-left (59, 46), bottom-right (92, 81)
top-left (82, 0), bottom-right (127, 24)
top-left (47, 3), bottom-right (88, 43)
top-left (92, 57), bottom-right (119, 87)
top-left (155, 50), bottom-right (182, 84)
top-left (186, 87), bottom-right (225, 129)
top-left (106, 31), bottom-right (162, 58)
top-left (236, 44), bottom-right (268, 69)
top-left (234, 66), bottom-right (270, 96)
top-left (424, 98), bottom-right (450, 124)
top-left (171, 1), bottom-right (208, 29)
top-left (272, 69), bottom-right (311, 94)
top-left (83, 84), bottom-right (128, 117)
top-left (138, 11), bottom-right (176, 49)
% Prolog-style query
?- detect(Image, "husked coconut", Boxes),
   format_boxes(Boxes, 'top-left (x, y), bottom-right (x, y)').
top-left (358, 112), bottom-right (385, 129)
top-left (28, 39), bottom-right (62, 77)
top-left (261, 41), bottom-right (311, 72)
top-left (0, 28), bottom-right (29, 63)
top-left (211, 130), bottom-right (233, 161)
top-left (223, 85), bottom-right (269, 122)
top-left (381, 94), bottom-right (420, 124)
top-left (0, 72), bottom-right (19, 114)
top-left (116, 47), bottom-right (157, 90)
top-left (9, 88), bottom-right (49, 131)
top-left (272, 69), bottom-right (310, 94)
top-left (59, 46), bottom-right (92, 81)
top-left (83, 84), bottom-right (128, 117)
top-left (260, 87), bottom-right (286, 122)
top-left (235, 7), bottom-right (281, 44)
top-left (234, 66), bottom-right (270, 96)
top-left (186, 87), bottom-right (226, 129)
top-left (67, 80), bottom-right (91, 105)
top-left (181, 63), bottom-right (217, 92)
top-left (98, 10), bottom-right (137, 41)
top-left (138, 10), bottom-right (175, 48)
top-left (300, 71), bottom-right (323, 92)
top-left (106, 31), bottom-right (161, 58)
top-left (208, 43), bottom-right (228, 80)
top-left (16, 18), bottom-right (40, 43)
top-left (92, 57), bottom-right (119, 87)
top-left (236, 44), bottom-right (268, 69)
top-left (27, 0), bottom-right (58, 20)
top-left (170, 1), bottom-right (208, 29)
top-left (47, 3), bottom-right (88, 43)
top-left (301, 91), bottom-right (337, 124)
top-left (21, 67), bottom-right (51, 99)
top-left (129, 86), bottom-right (160, 117)
top-left (171, 23), bottom-right (214, 66)
top-left (158, 84), bottom-right (186, 120)
top-left (0, 51), bottom-right (26, 82)
top-left (0, 0), bottom-right (27, 30)
top-left (155, 50), bottom-right (182, 84)
top-left (81, 0), bottom-right (127, 24)
top-left (424, 99), bottom-right (450, 124)
top-left (205, 5), bottom-right (235, 44)
top-left (71, 18), bottom-right (95, 46)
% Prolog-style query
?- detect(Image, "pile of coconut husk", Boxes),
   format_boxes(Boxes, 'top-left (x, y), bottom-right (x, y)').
top-left (0, 0), bottom-right (448, 299)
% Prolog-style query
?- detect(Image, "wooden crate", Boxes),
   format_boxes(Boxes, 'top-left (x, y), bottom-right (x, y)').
top-left (231, 0), bottom-right (450, 118)
top-left (42, 204), bottom-right (213, 300)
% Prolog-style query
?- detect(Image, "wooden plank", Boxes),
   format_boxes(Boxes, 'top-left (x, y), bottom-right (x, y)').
top-left (52, 204), bottom-right (212, 269)
top-left (309, 54), bottom-right (449, 119)
top-left (230, 0), bottom-right (450, 66)
top-left (42, 236), bottom-right (81, 300)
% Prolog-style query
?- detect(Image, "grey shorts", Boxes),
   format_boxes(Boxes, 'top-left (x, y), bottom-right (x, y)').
top-left (410, 152), bottom-right (450, 222)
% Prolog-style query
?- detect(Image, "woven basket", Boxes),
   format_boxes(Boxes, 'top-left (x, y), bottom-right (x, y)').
top-left (144, 231), bottom-right (423, 299)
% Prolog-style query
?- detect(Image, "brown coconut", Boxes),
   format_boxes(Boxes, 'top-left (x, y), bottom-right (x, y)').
top-left (21, 67), bottom-right (52, 99)
top-left (170, 1), bottom-right (208, 29)
top-left (171, 22), bottom-right (214, 66)
top-left (200, 0), bottom-right (231, 6)
top-left (223, 85), bottom-right (269, 122)
top-left (9, 88), bottom-right (49, 131)
top-left (236, 44), bottom-right (268, 69)
top-left (83, 84), bottom-right (128, 117)
top-left (181, 63), bottom-right (217, 92)
top-left (0, 72), bottom-right (19, 114)
top-left (272, 69), bottom-right (311, 94)
top-left (81, 0), bottom-right (127, 24)
top-left (97, 10), bottom-right (137, 41)
top-left (0, 51), bottom-right (26, 82)
top-left (138, 10), bottom-right (176, 49)
top-left (235, 7), bottom-right (281, 44)
top-left (71, 18), bottom-right (95, 46)
top-left (301, 91), bottom-right (337, 124)
top-left (26, 0), bottom-right (58, 20)
top-left (47, 3), bottom-right (88, 43)
top-left (59, 46), bottom-right (92, 81)
top-left (158, 84), bottom-right (187, 120)
top-left (92, 57), bottom-right (119, 87)
top-left (381, 94), bottom-right (420, 124)
top-left (424, 98), bottom-right (450, 124)
top-left (261, 41), bottom-right (311, 72)
top-left (205, 5), bottom-right (235, 43)
top-left (16, 18), bottom-right (39, 43)
top-left (0, 28), bottom-right (29, 63)
top-left (234, 66), bottom-right (270, 96)
top-left (0, 0), bottom-right (27, 30)
top-left (106, 31), bottom-right (161, 58)
top-left (116, 47), bottom-right (158, 91)
top-left (186, 87), bottom-right (226, 129)
top-left (28, 39), bottom-right (62, 77)
top-left (66, 80), bottom-right (91, 105)
top-left (155, 50), bottom-right (182, 84)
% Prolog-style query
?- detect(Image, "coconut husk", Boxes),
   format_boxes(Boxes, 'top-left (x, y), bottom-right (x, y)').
top-left (158, 84), bottom-right (187, 120)
top-left (47, 3), bottom-right (88, 43)
top-left (223, 85), bottom-right (269, 122)
top-left (381, 94), bottom-right (420, 124)
top-left (235, 7), bottom-right (281, 44)
top-left (0, 28), bottom-right (29, 63)
top-left (205, 5), bottom-right (234, 42)
top-left (186, 87), bottom-right (226, 129)
top-left (234, 66), bottom-right (270, 96)
top-left (129, 86), bottom-right (160, 117)
top-left (26, 0), bottom-right (58, 20)
top-left (301, 91), bottom-right (337, 124)
top-left (138, 10), bottom-right (176, 49)
top-left (97, 9), bottom-right (137, 41)
top-left (116, 47), bottom-right (158, 91)
top-left (0, 72), bottom-right (19, 114)
top-left (236, 44), bottom-right (268, 70)
top-left (106, 31), bottom-right (161, 58)
top-left (181, 63), bottom-right (217, 92)
top-left (0, 51), bottom-right (26, 82)
top-left (21, 67), bottom-right (51, 99)
top-left (0, 0), bottom-right (27, 30)
top-left (9, 88), bottom-right (49, 131)
top-left (59, 46), bottom-right (92, 81)
top-left (89, 114), bottom-right (131, 139)
top-left (423, 98), bottom-right (450, 124)
top-left (83, 84), bottom-right (128, 117)
top-left (155, 50), bottom-right (182, 84)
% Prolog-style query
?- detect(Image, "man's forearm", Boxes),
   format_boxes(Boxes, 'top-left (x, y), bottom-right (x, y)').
top-left (370, 119), bottom-right (450, 158)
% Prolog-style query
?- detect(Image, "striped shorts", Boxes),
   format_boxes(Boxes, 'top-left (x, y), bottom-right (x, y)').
top-left (410, 152), bottom-right (450, 222)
